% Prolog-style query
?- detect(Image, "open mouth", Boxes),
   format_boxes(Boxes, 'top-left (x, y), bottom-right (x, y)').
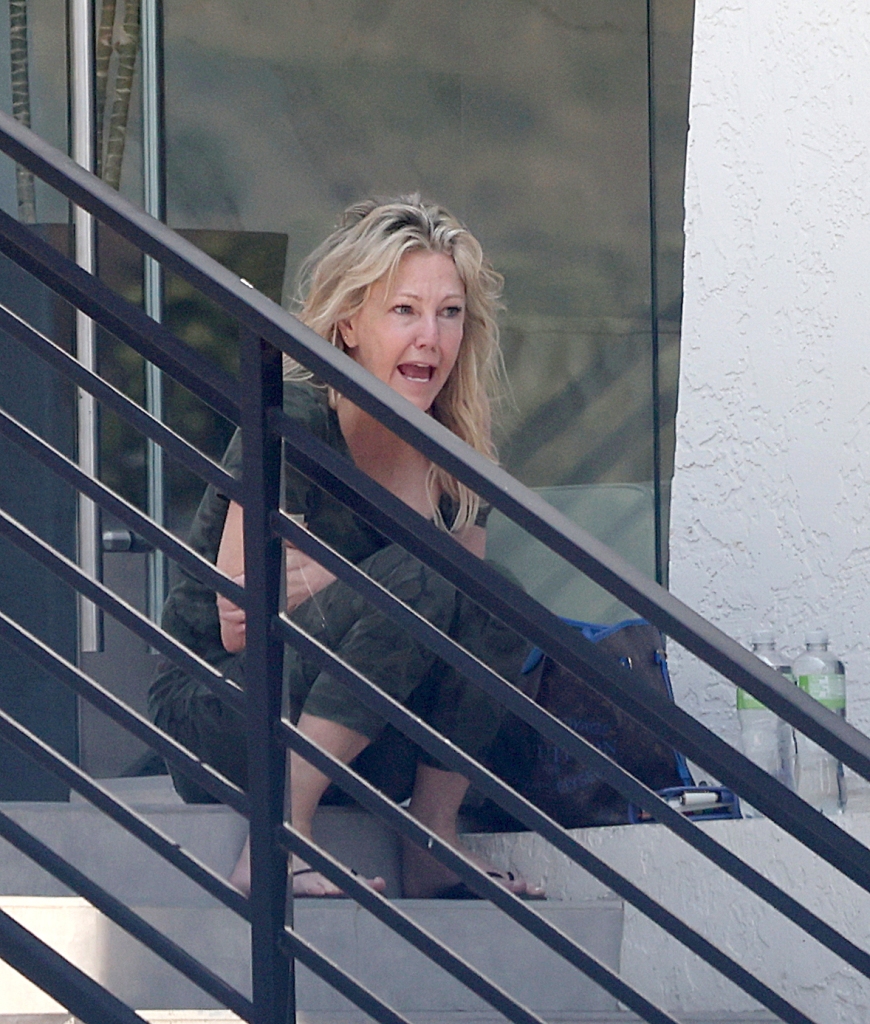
top-left (398, 363), bottom-right (435, 382)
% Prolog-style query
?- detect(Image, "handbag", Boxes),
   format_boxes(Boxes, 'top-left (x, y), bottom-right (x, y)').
top-left (463, 618), bottom-right (698, 831)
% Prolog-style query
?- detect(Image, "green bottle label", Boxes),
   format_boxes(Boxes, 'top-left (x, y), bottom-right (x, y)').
top-left (738, 665), bottom-right (793, 710)
top-left (798, 673), bottom-right (846, 711)
top-left (737, 688), bottom-right (770, 710)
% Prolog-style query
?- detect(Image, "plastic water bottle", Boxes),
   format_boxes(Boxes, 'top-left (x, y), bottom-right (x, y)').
top-left (792, 629), bottom-right (846, 815)
top-left (737, 630), bottom-right (795, 817)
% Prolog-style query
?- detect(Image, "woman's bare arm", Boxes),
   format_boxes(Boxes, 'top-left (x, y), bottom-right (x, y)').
top-left (216, 500), bottom-right (247, 653)
top-left (216, 500), bottom-right (337, 653)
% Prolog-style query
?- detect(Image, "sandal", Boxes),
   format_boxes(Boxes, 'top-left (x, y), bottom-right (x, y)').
top-left (432, 870), bottom-right (546, 901)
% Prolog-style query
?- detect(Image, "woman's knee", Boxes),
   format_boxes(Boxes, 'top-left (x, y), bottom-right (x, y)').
top-left (154, 695), bottom-right (248, 803)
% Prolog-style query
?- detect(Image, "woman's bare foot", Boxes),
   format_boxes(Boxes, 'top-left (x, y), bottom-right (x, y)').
top-left (401, 833), bottom-right (544, 899)
top-left (292, 861), bottom-right (387, 898)
top-left (228, 842), bottom-right (386, 898)
top-left (402, 764), bottom-right (545, 900)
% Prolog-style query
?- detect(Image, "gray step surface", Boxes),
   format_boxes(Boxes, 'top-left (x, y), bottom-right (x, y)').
top-left (0, 895), bottom-right (623, 1016)
top-left (0, 778), bottom-right (402, 902)
top-left (0, 779), bottom-right (626, 1016)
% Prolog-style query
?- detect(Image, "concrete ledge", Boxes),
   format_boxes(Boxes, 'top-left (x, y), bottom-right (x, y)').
top-left (467, 804), bottom-right (870, 1023)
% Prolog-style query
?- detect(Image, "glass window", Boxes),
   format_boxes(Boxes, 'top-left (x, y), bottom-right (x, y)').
top-left (0, 0), bottom-right (694, 779)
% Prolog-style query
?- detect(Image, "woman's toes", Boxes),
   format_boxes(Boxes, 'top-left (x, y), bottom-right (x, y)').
top-left (292, 866), bottom-right (343, 897)
top-left (292, 865), bottom-right (388, 897)
top-left (352, 869), bottom-right (388, 894)
top-left (485, 868), bottom-right (525, 894)
top-left (522, 877), bottom-right (547, 899)
top-left (486, 868), bottom-right (545, 898)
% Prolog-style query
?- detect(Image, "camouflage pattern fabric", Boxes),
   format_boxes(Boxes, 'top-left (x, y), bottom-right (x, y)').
top-left (149, 382), bottom-right (529, 804)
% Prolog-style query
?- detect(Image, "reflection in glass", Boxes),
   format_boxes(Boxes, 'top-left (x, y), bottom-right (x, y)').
top-left (160, 1), bottom-right (692, 510)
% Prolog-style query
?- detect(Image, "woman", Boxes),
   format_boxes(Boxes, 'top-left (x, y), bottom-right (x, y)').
top-left (150, 195), bottom-right (543, 899)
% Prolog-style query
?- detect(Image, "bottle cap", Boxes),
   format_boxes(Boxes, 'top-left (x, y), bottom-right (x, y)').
top-left (804, 628), bottom-right (828, 646)
top-left (751, 629), bottom-right (775, 646)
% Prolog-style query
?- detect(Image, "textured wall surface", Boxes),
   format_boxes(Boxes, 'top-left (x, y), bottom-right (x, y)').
top-left (670, 0), bottom-right (870, 752)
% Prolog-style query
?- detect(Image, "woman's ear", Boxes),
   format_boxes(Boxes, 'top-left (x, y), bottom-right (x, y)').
top-left (338, 318), bottom-right (356, 350)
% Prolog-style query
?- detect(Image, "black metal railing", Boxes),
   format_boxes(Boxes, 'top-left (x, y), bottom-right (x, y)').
top-left (0, 108), bottom-right (868, 1024)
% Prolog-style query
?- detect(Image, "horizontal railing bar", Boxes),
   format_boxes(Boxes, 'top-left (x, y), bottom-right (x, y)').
top-left (0, 707), bottom-right (249, 921)
top-left (278, 930), bottom-right (414, 1024)
top-left (0, 609), bottom-right (248, 814)
top-left (274, 411), bottom-right (870, 897)
top-left (0, 504), bottom-right (245, 714)
top-left (271, 514), bottom-right (870, 980)
top-left (0, 203), bottom-right (240, 424)
top-left (273, 650), bottom-right (825, 1024)
top-left (0, 299), bottom-right (242, 501)
top-left (0, 405), bottom-right (246, 612)
top-left (278, 826), bottom-right (667, 1024)
top-left (0, 810), bottom-right (254, 1020)
top-left (0, 906), bottom-right (147, 1024)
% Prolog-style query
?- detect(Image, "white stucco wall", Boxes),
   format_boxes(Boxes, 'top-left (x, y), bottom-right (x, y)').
top-left (669, 0), bottom-right (870, 756)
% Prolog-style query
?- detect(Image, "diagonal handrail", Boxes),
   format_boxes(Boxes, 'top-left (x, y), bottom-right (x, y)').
top-left (267, 512), bottom-right (870, 980)
top-left (270, 407), bottom-right (870, 896)
top-left (279, 928), bottom-right (414, 1024)
top-left (0, 405), bottom-right (244, 609)
top-left (271, 619), bottom-right (865, 1020)
top-left (0, 204), bottom-right (240, 423)
top-left (276, 722), bottom-right (819, 1024)
top-left (270, 401), bottom-right (870, 786)
top-left (0, 298), bottom-right (240, 498)
top-left (0, 500), bottom-right (245, 714)
top-left (0, 708), bottom-right (248, 919)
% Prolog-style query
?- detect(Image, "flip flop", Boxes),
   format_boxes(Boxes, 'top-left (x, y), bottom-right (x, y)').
top-left (432, 870), bottom-right (546, 901)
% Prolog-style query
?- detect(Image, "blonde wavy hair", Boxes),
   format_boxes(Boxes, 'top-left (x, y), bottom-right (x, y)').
top-left (287, 194), bottom-right (505, 533)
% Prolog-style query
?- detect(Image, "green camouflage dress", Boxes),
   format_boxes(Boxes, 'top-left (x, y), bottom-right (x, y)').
top-left (148, 382), bottom-right (529, 803)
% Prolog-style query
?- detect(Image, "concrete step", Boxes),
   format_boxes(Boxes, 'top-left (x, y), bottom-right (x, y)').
top-left (0, 894), bottom-right (623, 1016)
top-left (0, 777), bottom-right (403, 902)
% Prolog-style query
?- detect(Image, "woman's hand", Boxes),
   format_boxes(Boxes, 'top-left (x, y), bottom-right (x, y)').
top-left (217, 572), bottom-right (247, 653)
top-left (285, 544), bottom-right (336, 613)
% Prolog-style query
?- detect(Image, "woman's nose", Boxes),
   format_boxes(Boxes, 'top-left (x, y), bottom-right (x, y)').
top-left (414, 313), bottom-right (439, 347)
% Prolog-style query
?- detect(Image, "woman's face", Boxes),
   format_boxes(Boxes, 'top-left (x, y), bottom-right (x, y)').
top-left (339, 250), bottom-right (465, 412)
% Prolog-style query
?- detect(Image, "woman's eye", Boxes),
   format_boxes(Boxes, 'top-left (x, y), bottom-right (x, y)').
top-left (441, 305), bottom-right (463, 319)
top-left (393, 304), bottom-right (413, 315)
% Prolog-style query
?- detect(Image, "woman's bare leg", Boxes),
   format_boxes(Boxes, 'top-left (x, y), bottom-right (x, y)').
top-left (229, 713), bottom-right (386, 896)
top-left (401, 763), bottom-right (544, 898)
